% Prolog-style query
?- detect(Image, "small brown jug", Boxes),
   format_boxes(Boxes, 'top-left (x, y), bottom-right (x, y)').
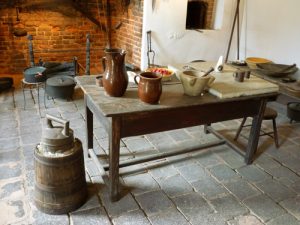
top-left (102, 48), bottom-right (128, 97)
top-left (134, 72), bottom-right (162, 104)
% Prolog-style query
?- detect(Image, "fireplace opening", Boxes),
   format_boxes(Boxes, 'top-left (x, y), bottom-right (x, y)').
top-left (185, 0), bottom-right (221, 30)
top-left (186, 0), bottom-right (208, 30)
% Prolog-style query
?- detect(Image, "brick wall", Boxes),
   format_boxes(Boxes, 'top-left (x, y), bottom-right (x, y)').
top-left (111, 1), bottom-right (143, 68)
top-left (203, 0), bottom-right (217, 29)
top-left (0, 0), bottom-right (143, 79)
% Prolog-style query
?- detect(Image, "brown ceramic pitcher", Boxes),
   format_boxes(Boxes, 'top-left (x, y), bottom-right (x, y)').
top-left (134, 72), bottom-right (162, 104)
top-left (102, 48), bottom-right (128, 97)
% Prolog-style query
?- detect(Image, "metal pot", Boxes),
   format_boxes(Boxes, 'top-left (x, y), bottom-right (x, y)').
top-left (0, 77), bottom-right (13, 91)
top-left (23, 66), bottom-right (46, 83)
top-left (45, 75), bottom-right (76, 100)
top-left (287, 102), bottom-right (300, 122)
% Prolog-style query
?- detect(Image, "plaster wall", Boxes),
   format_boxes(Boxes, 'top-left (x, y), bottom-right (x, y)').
top-left (141, 0), bottom-right (300, 69)
top-left (240, 0), bottom-right (300, 65)
top-left (141, 0), bottom-right (238, 69)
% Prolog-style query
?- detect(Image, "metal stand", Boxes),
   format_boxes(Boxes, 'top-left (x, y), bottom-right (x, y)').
top-left (21, 79), bottom-right (45, 116)
top-left (225, 0), bottom-right (241, 63)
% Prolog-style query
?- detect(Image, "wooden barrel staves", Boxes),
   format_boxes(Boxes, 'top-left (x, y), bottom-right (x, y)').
top-left (34, 139), bottom-right (87, 214)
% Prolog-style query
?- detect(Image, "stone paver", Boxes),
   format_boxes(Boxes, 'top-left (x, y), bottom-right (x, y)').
top-left (255, 179), bottom-right (297, 202)
top-left (99, 189), bottom-right (139, 218)
top-left (172, 192), bottom-right (213, 218)
top-left (237, 165), bottom-right (271, 182)
top-left (263, 165), bottom-right (300, 183)
top-left (223, 179), bottom-right (260, 201)
top-left (192, 149), bottom-right (222, 168)
top-left (148, 208), bottom-right (190, 225)
top-left (123, 136), bottom-right (155, 153)
top-left (70, 206), bottom-right (111, 225)
top-left (148, 161), bottom-right (179, 180)
top-left (255, 155), bottom-right (282, 171)
top-left (32, 210), bottom-right (69, 225)
top-left (0, 127), bottom-right (19, 139)
top-left (123, 172), bottom-right (160, 195)
top-left (210, 194), bottom-right (249, 219)
top-left (188, 212), bottom-right (229, 225)
top-left (156, 174), bottom-right (193, 197)
top-left (266, 213), bottom-right (300, 225)
top-left (191, 175), bottom-right (228, 199)
top-left (0, 199), bottom-right (27, 225)
top-left (217, 147), bottom-right (245, 169)
top-left (0, 150), bottom-right (21, 164)
top-left (290, 180), bottom-right (300, 193)
top-left (280, 196), bottom-right (300, 220)
top-left (209, 164), bottom-right (240, 182)
top-left (145, 132), bottom-right (176, 153)
top-left (0, 88), bottom-right (300, 225)
top-left (135, 190), bottom-right (174, 216)
top-left (243, 194), bottom-right (286, 222)
top-left (0, 163), bottom-right (22, 180)
top-left (0, 179), bottom-right (24, 200)
top-left (166, 129), bottom-right (193, 143)
top-left (228, 215), bottom-right (264, 225)
top-left (112, 209), bottom-right (151, 225)
top-left (176, 163), bottom-right (208, 182)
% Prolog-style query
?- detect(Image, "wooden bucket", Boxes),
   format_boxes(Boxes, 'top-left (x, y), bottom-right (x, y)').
top-left (34, 139), bottom-right (87, 214)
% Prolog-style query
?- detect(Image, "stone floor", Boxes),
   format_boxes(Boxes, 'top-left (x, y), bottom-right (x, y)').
top-left (0, 85), bottom-right (300, 225)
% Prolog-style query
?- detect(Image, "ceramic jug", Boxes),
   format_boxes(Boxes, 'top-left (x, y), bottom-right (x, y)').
top-left (134, 72), bottom-right (162, 104)
top-left (102, 48), bottom-right (128, 97)
top-left (179, 70), bottom-right (215, 96)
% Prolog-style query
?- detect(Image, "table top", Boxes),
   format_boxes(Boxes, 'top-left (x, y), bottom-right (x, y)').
top-left (168, 62), bottom-right (279, 99)
top-left (76, 75), bottom-right (278, 117)
top-left (252, 69), bottom-right (300, 98)
top-left (218, 62), bottom-right (300, 98)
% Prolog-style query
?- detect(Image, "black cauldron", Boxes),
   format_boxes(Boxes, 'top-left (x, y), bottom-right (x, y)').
top-left (45, 75), bottom-right (76, 100)
top-left (287, 102), bottom-right (300, 123)
top-left (0, 77), bottom-right (13, 91)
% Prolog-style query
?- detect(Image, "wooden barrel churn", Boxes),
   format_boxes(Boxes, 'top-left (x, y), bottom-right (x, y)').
top-left (34, 115), bottom-right (87, 214)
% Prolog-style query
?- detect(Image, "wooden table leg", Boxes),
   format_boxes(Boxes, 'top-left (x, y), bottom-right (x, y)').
top-left (245, 99), bottom-right (267, 164)
top-left (204, 124), bottom-right (211, 134)
top-left (109, 117), bottom-right (121, 201)
top-left (85, 95), bottom-right (93, 159)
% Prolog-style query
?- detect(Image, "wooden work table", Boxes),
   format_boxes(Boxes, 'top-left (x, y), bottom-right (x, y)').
top-left (251, 69), bottom-right (300, 99)
top-left (220, 62), bottom-right (300, 99)
top-left (76, 74), bottom-right (278, 201)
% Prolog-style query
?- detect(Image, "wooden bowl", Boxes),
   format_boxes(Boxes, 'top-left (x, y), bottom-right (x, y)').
top-left (245, 57), bottom-right (272, 69)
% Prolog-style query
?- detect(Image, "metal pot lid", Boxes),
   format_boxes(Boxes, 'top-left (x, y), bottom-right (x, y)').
top-left (288, 102), bottom-right (300, 111)
top-left (24, 66), bottom-right (46, 75)
top-left (41, 114), bottom-right (74, 152)
top-left (46, 76), bottom-right (75, 87)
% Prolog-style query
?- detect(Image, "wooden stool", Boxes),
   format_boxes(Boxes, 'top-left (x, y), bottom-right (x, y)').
top-left (234, 107), bottom-right (279, 148)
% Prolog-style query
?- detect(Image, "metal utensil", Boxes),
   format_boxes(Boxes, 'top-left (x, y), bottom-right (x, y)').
top-left (147, 31), bottom-right (155, 68)
top-left (183, 65), bottom-right (196, 70)
top-left (152, 0), bottom-right (156, 11)
top-left (201, 67), bottom-right (214, 77)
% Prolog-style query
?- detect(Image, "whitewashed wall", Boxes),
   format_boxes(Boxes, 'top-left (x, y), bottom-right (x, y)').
top-left (141, 0), bottom-right (241, 69)
top-left (240, 0), bottom-right (300, 65)
top-left (141, 0), bottom-right (300, 69)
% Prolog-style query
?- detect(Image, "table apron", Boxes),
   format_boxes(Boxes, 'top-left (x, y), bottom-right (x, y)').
top-left (120, 98), bottom-right (262, 138)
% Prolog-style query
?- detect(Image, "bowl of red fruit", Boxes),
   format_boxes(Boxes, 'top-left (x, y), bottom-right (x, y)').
top-left (146, 67), bottom-right (175, 81)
